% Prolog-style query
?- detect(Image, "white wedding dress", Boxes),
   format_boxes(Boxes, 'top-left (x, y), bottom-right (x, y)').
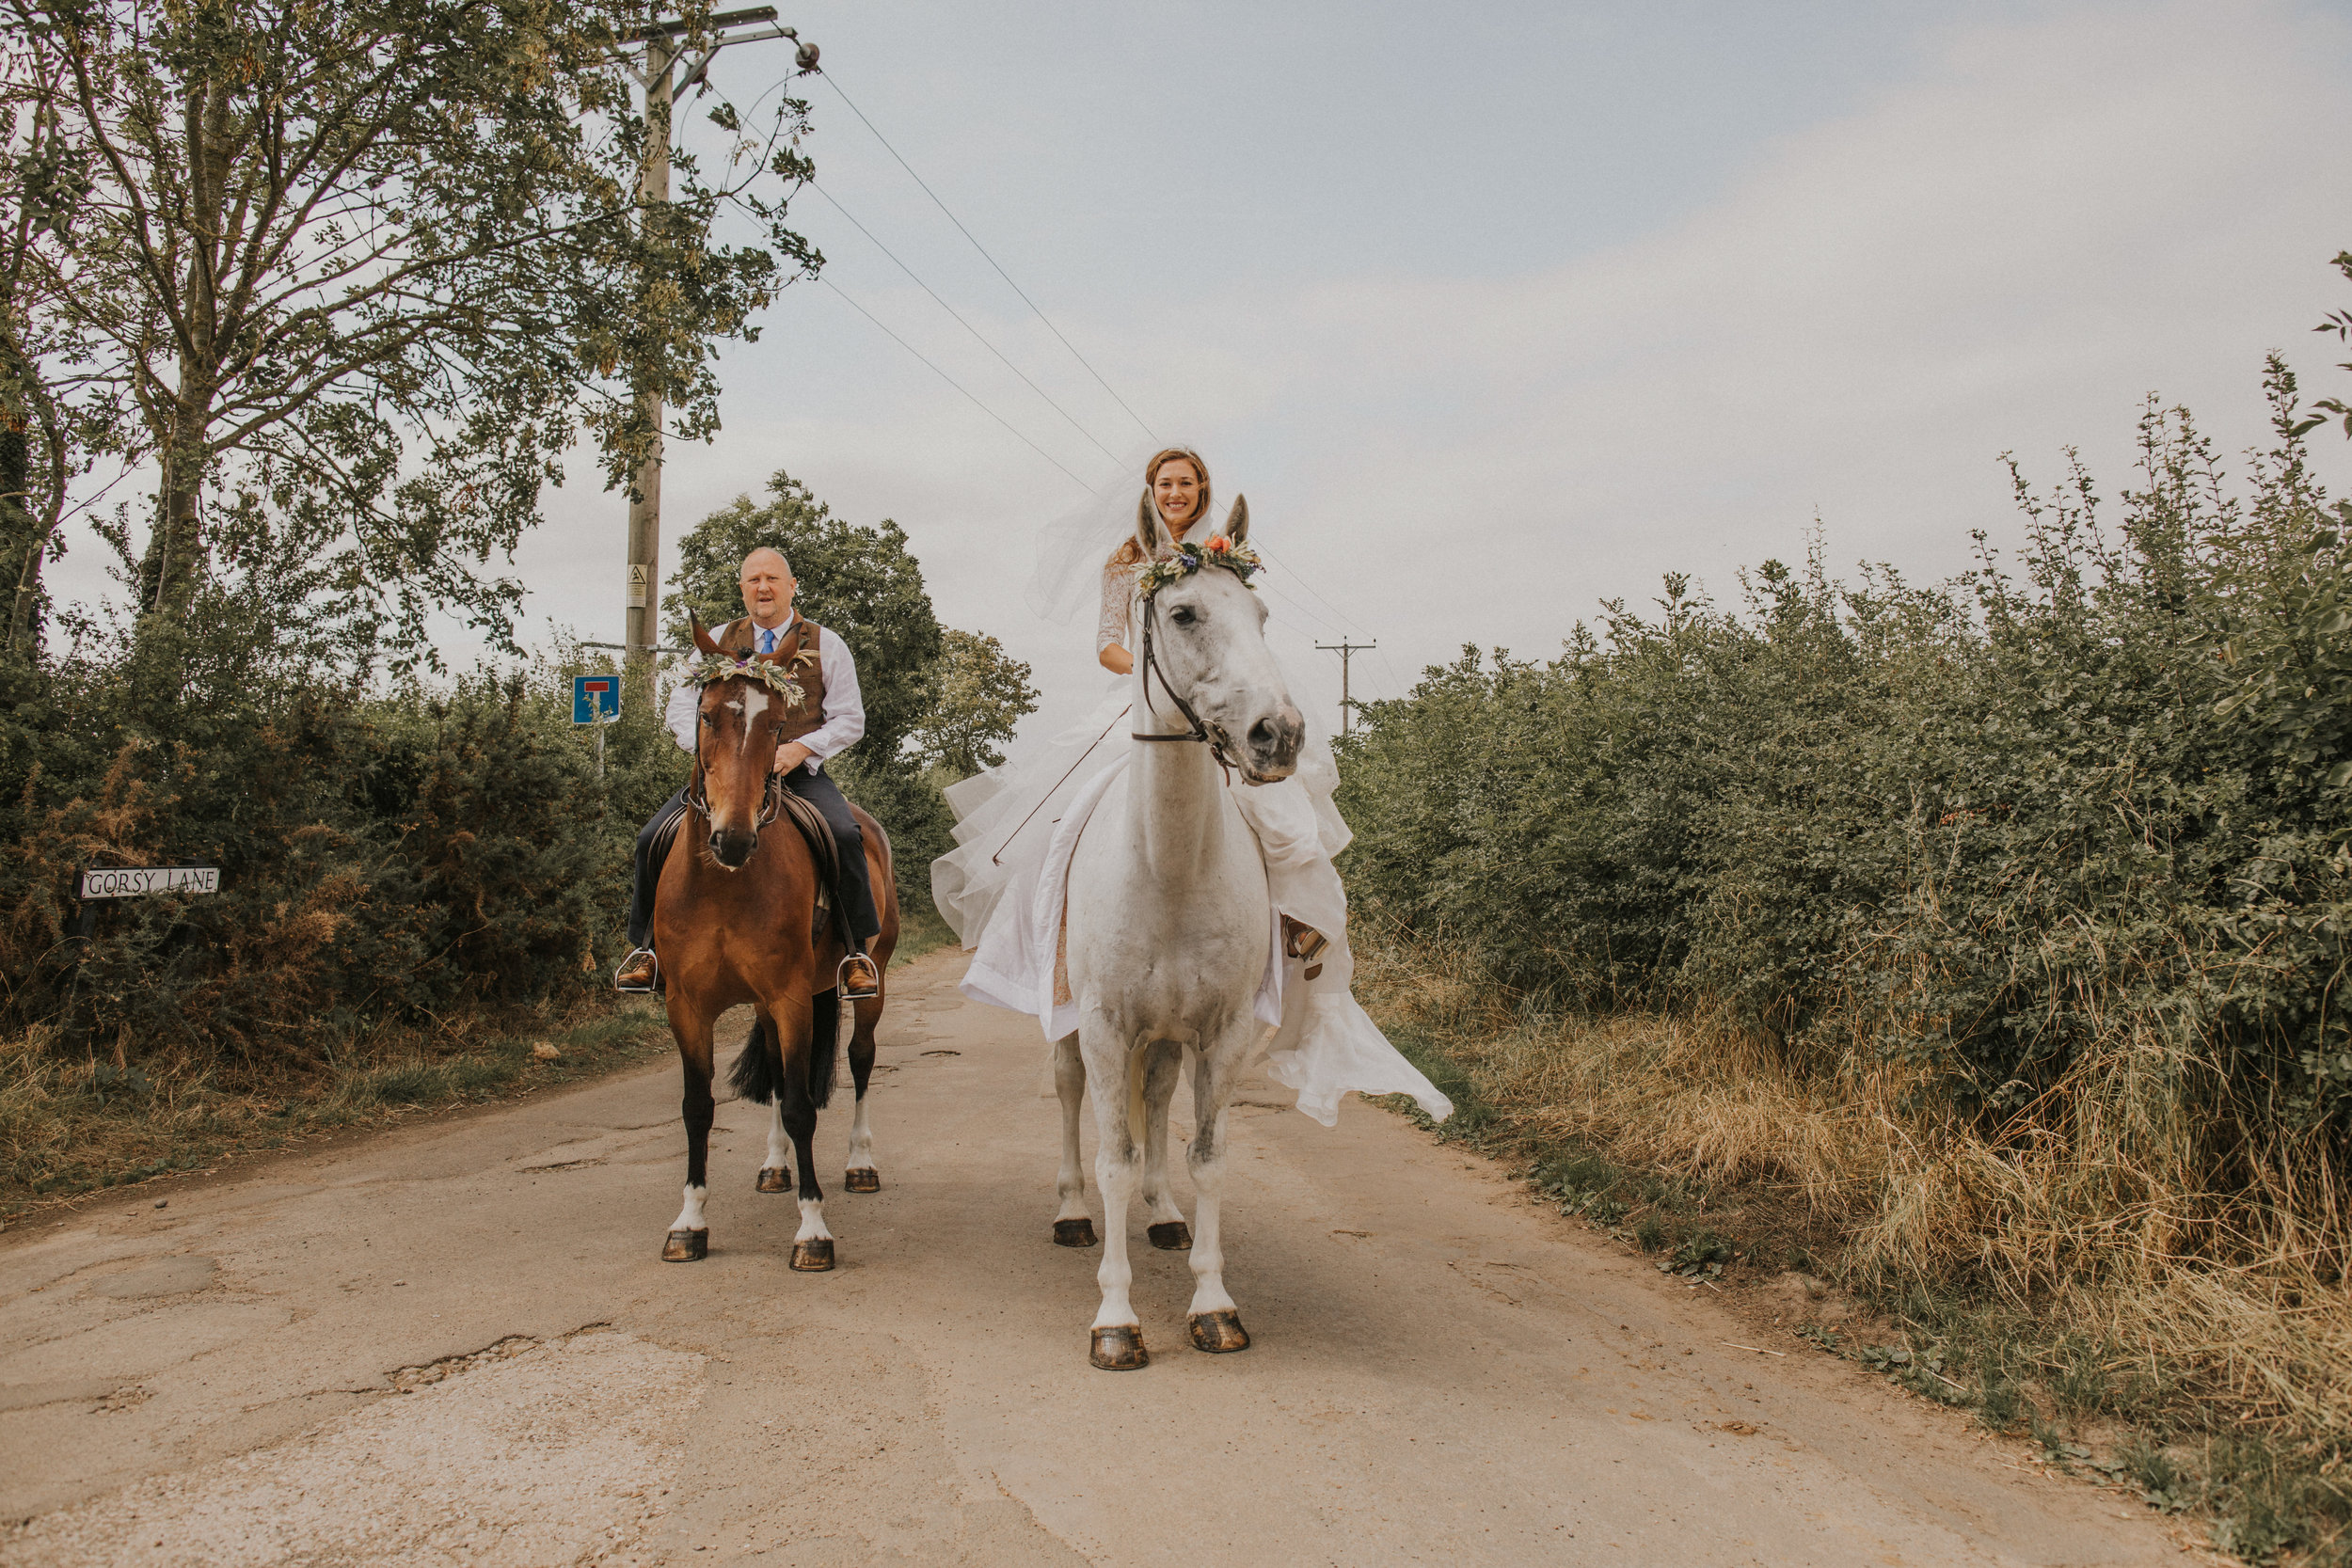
top-left (931, 541), bottom-right (1452, 1127)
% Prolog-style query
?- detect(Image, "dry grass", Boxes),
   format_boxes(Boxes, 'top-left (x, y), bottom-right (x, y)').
top-left (1354, 928), bottom-right (2352, 1559)
top-left (0, 997), bottom-right (675, 1220)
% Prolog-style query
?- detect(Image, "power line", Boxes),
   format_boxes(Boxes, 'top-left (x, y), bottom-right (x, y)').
top-left (1250, 542), bottom-right (1365, 634)
top-left (816, 66), bottom-right (1159, 442)
top-left (821, 279), bottom-right (1093, 492)
top-left (810, 181), bottom-right (1122, 467)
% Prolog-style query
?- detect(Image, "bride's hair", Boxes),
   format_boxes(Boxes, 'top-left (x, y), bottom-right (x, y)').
top-left (1109, 447), bottom-right (1211, 566)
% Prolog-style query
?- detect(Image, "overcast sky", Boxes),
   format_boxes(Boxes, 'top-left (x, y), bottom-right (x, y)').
top-left (52, 0), bottom-right (2352, 741)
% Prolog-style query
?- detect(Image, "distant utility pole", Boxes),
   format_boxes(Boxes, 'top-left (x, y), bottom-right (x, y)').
top-left (1316, 640), bottom-right (1377, 737)
top-left (621, 8), bottom-right (817, 682)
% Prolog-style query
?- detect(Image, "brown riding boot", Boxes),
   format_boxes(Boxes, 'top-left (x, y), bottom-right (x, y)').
top-left (615, 948), bottom-right (660, 993)
top-left (837, 949), bottom-right (882, 1000)
top-left (1280, 916), bottom-right (1329, 963)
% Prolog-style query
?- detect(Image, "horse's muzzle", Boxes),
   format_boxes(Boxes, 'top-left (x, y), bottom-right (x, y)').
top-left (1238, 705), bottom-right (1305, 784)
top-left (709, 827), bottom-right (757, 870)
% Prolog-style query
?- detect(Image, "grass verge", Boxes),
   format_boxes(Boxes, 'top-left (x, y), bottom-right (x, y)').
top-left (2, 931), bottom-right (958, 1228)
top-left (1354, 932), bottom-right (2352, 1566)
top-left (0, 997), bottom-right (674, 1225)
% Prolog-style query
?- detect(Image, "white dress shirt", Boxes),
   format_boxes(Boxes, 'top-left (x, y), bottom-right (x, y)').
top-left (664, 613), bottom-right (866, 773)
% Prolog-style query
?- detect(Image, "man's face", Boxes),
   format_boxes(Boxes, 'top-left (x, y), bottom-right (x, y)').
top-left (740, 550), bottom-right (796, 626)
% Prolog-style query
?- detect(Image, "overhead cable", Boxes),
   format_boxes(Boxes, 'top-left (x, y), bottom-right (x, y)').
top-left (821, 279), bottom-right (1093, 492)
top-left (810, 180), bottom-right (1122, 467)
top-left (817, 67), bottom-right (1159, 443)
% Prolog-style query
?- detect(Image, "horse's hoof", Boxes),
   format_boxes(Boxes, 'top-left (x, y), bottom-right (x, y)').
top-left (1053, 1218), bottom-right (1099, 1248)
top-left (1188, 1309), bottom-right (1251, 1354)
top-left (1089, 1325), bottom-right (1149, 1370)
top-left (1147, 1221), bottom-right (1193, 1251)
top-left (755, 1166), bottom-right (790, 1195)
top-left (843, 1167), bottom-right (881, 1194)
top-left (661, 1228), bottom-right (707, 1262)
top-left (790, 1238), bottom-right (835, 1272)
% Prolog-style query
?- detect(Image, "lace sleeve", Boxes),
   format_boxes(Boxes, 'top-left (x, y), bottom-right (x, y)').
top-left (1097, 560), bottom-right (1135, 655)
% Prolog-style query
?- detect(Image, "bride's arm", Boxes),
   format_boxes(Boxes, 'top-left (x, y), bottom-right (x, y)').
top-left (1098, 561), bottom-right (1135, 673)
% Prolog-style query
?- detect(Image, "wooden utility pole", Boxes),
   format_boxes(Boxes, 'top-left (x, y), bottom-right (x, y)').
top-left (1315, 639), bottom-right (1376, 737)
top-left (622, 8), bottom-right (816, 685)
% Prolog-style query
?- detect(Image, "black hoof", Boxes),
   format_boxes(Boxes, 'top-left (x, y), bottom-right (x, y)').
top-left (1053, 1218), bottom-right (1099, 1248)
top-left (1188, 1308), bottom-right (1251, 1354)
top-left (843, 1167), bottom-right (881, 1194)
top-left (790, 1237), bottom-right (835, 1272)
top-left (661, 1228), bottom-right (707, 1262)
top-left (1089, 1325), bottom-right (1149, 1370)
top-left (1147, 1221), bottom-right (1193, 1251)
top-left (755, 1166), bottom-right (790, 1194)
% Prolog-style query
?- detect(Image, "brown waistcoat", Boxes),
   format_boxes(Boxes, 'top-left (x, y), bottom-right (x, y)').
top-left (723, 615), bottom-right (829, 741)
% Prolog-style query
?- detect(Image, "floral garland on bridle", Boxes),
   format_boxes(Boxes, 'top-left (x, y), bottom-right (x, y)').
top-left (684, 644), bottom-right (816, 707)
top-left (1136, 534), bottom-right (1265, 600)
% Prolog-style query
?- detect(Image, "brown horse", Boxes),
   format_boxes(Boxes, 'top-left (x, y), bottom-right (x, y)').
top-left (651, 614), bottom-right (900, 1270)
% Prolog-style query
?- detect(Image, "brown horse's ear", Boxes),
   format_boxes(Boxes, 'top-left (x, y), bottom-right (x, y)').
top-left (690, 610), bottom-right (724, 658)
top-left (1223, 494), bottom-right (1249, 546)
top-left (1135, 487), bottom-right (1169, 556)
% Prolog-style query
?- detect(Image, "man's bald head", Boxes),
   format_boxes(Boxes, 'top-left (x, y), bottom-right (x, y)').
top-left (739, 547), bottom-right (798, 629)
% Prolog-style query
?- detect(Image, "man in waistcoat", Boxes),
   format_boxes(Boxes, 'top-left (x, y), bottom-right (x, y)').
top-left (614, 546), bottom-right (883, 999)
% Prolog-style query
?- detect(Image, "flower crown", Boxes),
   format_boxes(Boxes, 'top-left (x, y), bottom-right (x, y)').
top-left (686, 644), bottom-right (815, 706)
top-left (1136, 535), bottom-right (1265, 600)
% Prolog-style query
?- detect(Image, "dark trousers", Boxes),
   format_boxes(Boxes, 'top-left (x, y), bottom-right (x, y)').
top-left (628, 770), bottom-right (882, 951)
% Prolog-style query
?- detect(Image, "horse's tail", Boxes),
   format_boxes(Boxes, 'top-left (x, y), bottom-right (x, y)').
top-left (808, 989), bottom-right (840, 1111)
top-left (728, 1016), bottom-right (787, 1106)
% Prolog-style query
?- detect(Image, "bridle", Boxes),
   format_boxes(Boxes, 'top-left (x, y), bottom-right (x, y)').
top-left (684, 673), bottom-right (786, 834)
top-left (1132, 590), bottom-right (1239, 782)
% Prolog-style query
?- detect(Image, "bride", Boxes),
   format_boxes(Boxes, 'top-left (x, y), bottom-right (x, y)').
top-left (930, 446), bottom-right (1450, 1126)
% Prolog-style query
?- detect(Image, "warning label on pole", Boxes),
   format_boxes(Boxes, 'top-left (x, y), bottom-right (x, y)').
top-left (626, 562), bottom-right (650, 608)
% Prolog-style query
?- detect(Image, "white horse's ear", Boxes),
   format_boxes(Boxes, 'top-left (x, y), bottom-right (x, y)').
top-left (1225, 494), bottom-right (1249, 546)
top-left (690, 610), bottom-right (724, 657)
top-left (1135, 487), bottom-right (1168, 555)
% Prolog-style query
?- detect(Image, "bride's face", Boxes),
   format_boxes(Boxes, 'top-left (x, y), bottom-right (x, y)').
top-left (1152, 460), bottom-right (1202, 533)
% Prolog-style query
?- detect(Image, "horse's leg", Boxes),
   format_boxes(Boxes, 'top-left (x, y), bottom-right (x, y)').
top-left (843, 988), bottom-right (882, 1193)
top-left (1184, 1026), bottom-right (1253, 1353)
top-left (1050, 1033), bottom-right (1095, 1246)
top-left (662, 999), bottom-right (717, 1262)
top-left (1081, 1021), bottom-right (1148, 1370)
top-left (1138, 1039), bottom-right (1192, 1250)
top-left (758, 1098), bottom-right (791, 1194)
top-left (777, 989), bottom-right (834, 1272)
top-left (752, 1011), bottom-right (792, 1194)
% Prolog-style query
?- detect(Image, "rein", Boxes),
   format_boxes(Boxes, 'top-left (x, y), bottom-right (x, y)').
top-left (1133, 593), bottom-right (1237, 783)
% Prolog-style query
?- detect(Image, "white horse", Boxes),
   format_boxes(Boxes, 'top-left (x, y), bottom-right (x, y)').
top-left (1056, 492), bottom-right (1306, 1370)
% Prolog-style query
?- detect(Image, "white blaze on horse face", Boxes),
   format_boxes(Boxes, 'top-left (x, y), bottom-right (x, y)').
top-left (670, 1182), bottom-right (709, 1234)
top-left (735, 686), bottom-right (773, 756)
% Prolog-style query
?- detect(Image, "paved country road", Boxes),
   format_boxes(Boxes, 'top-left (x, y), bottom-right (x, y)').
top-left (1, 951), bottom-right (2189, 1567)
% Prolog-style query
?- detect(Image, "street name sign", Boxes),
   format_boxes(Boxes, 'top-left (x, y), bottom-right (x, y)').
top-left (78, 866), bottom-right (220, 899)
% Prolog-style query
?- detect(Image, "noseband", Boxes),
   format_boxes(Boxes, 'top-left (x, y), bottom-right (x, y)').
top-left (1132, 593), bottom-right (1240, 781)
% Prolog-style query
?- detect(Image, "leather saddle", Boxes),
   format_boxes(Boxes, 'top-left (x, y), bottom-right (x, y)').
top-left (657, 786), bottom-right (853, 947)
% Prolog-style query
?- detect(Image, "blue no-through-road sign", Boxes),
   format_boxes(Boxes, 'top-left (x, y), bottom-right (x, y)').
top-left (573, 673), bottom-right (621, 725)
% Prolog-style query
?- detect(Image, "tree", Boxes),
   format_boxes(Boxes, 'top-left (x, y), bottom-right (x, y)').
top-left (0, 36), bottom-right (110, 657)
top-left (6, 0), bottom-right (819, 663)
top-left (911, 627), bottom-right (1037, 779)
top-left (665, 470), bottom-right (944, 763)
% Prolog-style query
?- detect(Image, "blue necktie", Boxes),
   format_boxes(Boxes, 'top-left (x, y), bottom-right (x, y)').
top-left (758, 626), bottom-right (776, 655)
